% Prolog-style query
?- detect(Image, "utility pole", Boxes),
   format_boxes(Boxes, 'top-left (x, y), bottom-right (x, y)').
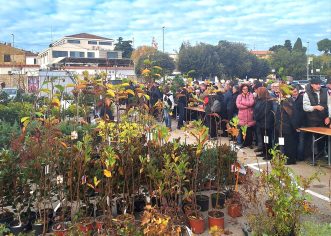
top-left (306, 41), bottom-right (309, 80)
top-left (162, 26), bottom-right (165, 53)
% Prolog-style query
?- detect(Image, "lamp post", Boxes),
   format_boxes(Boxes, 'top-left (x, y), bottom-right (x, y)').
top-left (11, 34), bottom-right (14, 47)
top-left (162, 26), bottom-right (165, 53)
top-left (306, 41), bottom-right (309, 80)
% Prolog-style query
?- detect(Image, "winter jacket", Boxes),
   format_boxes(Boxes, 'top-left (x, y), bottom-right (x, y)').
top-left (291, 94), bottom-right (305, 128)
top-left (227, 92), bottom-right (239, 120)
top-left (275, 100), bottom-right (296, 135)
top-left (236, 93), bottom-right (255, 127)
top-left (253, 98), bottom-right (274, 129)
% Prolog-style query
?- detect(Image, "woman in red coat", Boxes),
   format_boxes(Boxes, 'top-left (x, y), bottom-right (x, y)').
top-left (236, 84), bottom-right (255, 147)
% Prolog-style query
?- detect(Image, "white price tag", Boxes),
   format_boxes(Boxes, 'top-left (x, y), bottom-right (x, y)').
top-left (71, 131), bottom-right (78, 140)
top-left (279, 137), bottom-right (285, 146)
top-left (45, 165), bottom-right (49, 174)
top-left (54, 202), bottom-right (61, 213)
top-left (56, 175), bottom-right (63, 184)
top-left (264, 136), bottom-right (269, 144)
top-left (107, 196), bottom-right (110, 206)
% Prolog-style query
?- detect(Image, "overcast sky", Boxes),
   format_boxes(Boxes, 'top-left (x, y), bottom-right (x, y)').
top-left (0, 0), bottom-right (330, 54)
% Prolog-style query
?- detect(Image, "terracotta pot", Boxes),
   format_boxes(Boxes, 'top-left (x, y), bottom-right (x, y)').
top-left (188, 212), bottom-right (205, 234)
top-left (77, 217), bottom-right (94, 233)
top-left (52, 222), bottom-right (70, 236)
top-left (208, 209), bottom-right (224, 230)
top-left (227, 203), bottom-right (242, 218)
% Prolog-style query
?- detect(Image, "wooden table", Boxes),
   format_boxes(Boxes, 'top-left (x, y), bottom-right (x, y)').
top-left (299, 127), bottom-right (331, 166)
top-left (185, 106), bottom-right (205, 121)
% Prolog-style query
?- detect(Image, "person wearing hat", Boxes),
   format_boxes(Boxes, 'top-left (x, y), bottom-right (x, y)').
top-left (325, 78), bottom-right (331, 128)
top-left (303, 77), bottom-right (329, 160)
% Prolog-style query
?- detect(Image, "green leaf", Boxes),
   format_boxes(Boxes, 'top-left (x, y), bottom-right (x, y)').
top-left (39, 88), bottom-right (51, 94)
top-left (35, 112), bottom-right (43, 117)
top-left (54, 85), bottom-right (65, 92)
top-left (21, 117), bottom-right (30, 123)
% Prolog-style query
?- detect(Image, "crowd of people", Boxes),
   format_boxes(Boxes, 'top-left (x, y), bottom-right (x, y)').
top-left (148, 77), bottom-right (331, 165)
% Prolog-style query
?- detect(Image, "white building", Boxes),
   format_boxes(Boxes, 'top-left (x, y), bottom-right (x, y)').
top-left (37, 33), bottom-right (134, 81)
top-left (38, 33), bottom-right (123, 69)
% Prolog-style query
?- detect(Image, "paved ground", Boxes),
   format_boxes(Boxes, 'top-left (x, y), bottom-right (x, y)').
top-left (168, 122), bottom-right (331, 235)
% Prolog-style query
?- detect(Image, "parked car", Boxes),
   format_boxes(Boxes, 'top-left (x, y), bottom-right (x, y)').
top-left (1, 87), bottom-right (18, 100)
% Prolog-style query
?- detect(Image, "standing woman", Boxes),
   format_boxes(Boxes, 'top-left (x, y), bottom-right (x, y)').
top-left (254, 87), bottom-right (274, 159)
top-left (236, 84), bottom-right (255, 148)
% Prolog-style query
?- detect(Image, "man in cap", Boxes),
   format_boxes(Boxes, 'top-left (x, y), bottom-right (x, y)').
top-left (303, 77), bottom-right (329, 161)
top-left (325, 78), bottom-right (331, 128)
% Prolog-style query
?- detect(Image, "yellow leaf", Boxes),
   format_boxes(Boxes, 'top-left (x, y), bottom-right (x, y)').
top-left (87, 183), bottom-right (94, 189)
top-left (21, 117), bottom-right (30, 123)
top-left (107, 89), bottom-right (115, 97)
top-left (121, 83), bottom-right (130, 87)
top-left (66, 83), bottom-right (76, 88)
top-left (51, 98), bottom-right (61, 107)
top-left (94, 176), bottom-right (101, 187)
top-left (126, 89), bottom-right (135, 96)
top-left (60, 141), bottom-right (68, 148)
top-left (139, 168), bottom-right (144, 174)
top-left (144, 94), bottom-right (150, 100)
top-left (104, 169), bottom-right (112, 178)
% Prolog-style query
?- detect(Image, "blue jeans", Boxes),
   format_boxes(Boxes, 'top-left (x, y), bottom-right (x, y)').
top-left (164, 109), bottom-right (171, 128)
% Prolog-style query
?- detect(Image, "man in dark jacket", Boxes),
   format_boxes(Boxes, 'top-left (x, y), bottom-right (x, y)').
top-left (221, 81), bottom-right (234, 137)
top-left (303, 77), bottom-right (329, 160)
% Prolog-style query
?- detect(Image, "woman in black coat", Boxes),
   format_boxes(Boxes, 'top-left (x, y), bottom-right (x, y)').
top-left (253, 87), bottom-right (274, 159)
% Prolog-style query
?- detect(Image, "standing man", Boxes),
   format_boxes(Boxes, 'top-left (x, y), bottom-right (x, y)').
top-left (303, 77), bottom-right (329, 161)
top-left (325, 78), bottom-right (331, 128)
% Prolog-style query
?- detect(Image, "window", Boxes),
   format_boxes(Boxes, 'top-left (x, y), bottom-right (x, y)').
top-left (88, 41), bottom-right (97, 45)
top-left (4, 54), bottom-right (11, 62)
top-left (99, 41), bottom-right (112, 46)
top-left (52, 51), bottom-right (68, 58)
top-left (34, 58), bottom-right (37, 64)
top-left (70, 51), bottom-right (85, 58)
top-left (67, 39), bottom-right (80, 44)
top-left (107, 52), bottom-right (118, 59)
top-left (87, 52), bottom-right (95, 58)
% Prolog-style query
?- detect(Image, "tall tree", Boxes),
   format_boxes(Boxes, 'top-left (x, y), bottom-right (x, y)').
top-left (114, 37), bottom-right (133, 58)
top-left (269, 45), bottom-right (284, 52)
top-left (131, 45), bottom-right (157, 64)
top-left (317, 38), bottom-right (331, 54)
top-left (284, 40), bottom-right (292, 51)
top-left (293, 37), bottom-right (305, 53)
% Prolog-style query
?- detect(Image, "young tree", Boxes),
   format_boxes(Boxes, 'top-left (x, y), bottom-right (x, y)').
top-left (293, 37), bottom-right (306, 53)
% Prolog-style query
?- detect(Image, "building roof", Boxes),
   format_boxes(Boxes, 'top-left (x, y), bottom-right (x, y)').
top-left (250, 50), bottom-right (272, 55)
top-left (21, 50), bottom-right (38, 57)
top-left (65, 33), bottom-right (112, 41)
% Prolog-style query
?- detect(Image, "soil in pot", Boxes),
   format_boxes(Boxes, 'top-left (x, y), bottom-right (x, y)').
top-left (0, 210), bottom-right (14, 224)
top-left (228, 203), bottom-right (242, 218)
top-left (211, 192), bottom-right (226, 209)
top-left (77, 217), bottom-right (94, 233)
top-left (208, 209), bottom-right (224, 230)
top-left (196, 194), bottom-right (209, 212)
top-left (187, 212), bottom-right (205, 234)
top-left (9, 220), bottom-right (28, 235)
top-left (52, 222), bottom-right (70, 236)
top-left (182, 203), bottom-right (201, 216)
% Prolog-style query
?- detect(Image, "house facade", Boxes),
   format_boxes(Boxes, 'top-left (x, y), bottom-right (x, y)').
top-left (249, 50), bottom-right (273, 59)
top-left (0, 43), bottom-right (39, 90)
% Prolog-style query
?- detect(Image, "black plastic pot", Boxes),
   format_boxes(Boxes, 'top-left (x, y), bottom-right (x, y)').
top-left (134, 195), bottom-right (146, 212)
top-left (9, 220), bottom-right (28, 235)
top-left (32, 221), bottom-right (49, 236)
top-left (0, 211), bottom-right (14, 225)
top-left (151, 196), bottom-right (161, 208)
top-left (211, 192), bottom-right (226, 209)
top-left (196, 194), bottom-right (209, 212)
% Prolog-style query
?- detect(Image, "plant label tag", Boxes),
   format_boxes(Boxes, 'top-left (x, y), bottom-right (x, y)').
top-left (56, 175), bottom-right (63, 184)
top-left (45, 165), bottom-right (49, 174)
top-left (107, 136), bottom-right (111, 145)
top-left (54, 202), bottom-right (61, 212)
top-left (82, 175), bottom-right (86, 184)
top-left (264, 136), bottom-right (269, 144)
top-left (71, 131), bottom-right (78, 140)
top-left (107, 196), bottom-right (110, 206)
top-left (279, 137), bottom-right (285, 146)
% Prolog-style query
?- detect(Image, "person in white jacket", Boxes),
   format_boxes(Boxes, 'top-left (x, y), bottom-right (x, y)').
top-left (163, 87), bottom-right (174, 130)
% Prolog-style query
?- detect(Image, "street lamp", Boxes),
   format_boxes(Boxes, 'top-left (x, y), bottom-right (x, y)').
top-left (306, 41), bottom-right (309, 80)
top-left (162, 26), bottom-right (165, 53)
top-left (11, 34), bottom-right (14, 47)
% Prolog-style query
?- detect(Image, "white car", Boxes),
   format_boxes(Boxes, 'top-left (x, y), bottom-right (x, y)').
top-left (2, 88), bottom-right (18, 99)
